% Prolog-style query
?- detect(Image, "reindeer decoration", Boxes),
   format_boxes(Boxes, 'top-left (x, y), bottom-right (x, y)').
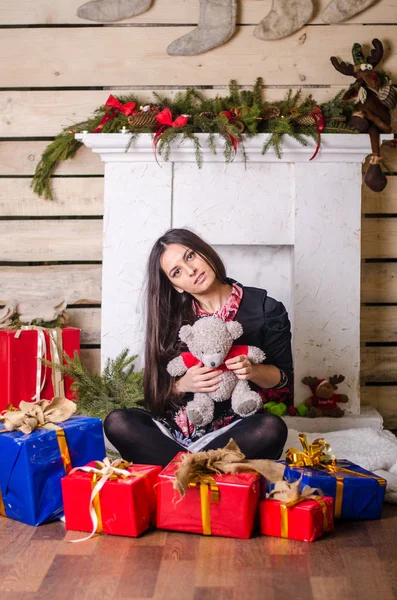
top-left (330, 39), bottom-right (396, 193)
top-left (301, 375), bottom-right (349, 418)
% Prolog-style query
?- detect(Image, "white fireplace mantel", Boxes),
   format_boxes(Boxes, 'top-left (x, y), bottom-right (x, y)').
top-left (76, 132), bottom-right (392, 419)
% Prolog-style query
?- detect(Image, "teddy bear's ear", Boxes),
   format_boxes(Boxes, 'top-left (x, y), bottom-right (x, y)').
top-left (179, 324), bottom-right (193, 344)
top-left (225, 320), bottom-right (243, 340)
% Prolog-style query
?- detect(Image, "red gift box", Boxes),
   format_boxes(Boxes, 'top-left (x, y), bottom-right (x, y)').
top-left (156, 452), bottom-right (260, 539)
top-left (260, 496), bottom-right (334, 542)
top-left (62, 462), bottom-right (162, 538)
top-left (0, 327), bottom-right (80, 410)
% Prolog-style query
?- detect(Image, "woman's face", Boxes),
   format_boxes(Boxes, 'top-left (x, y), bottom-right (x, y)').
top-left (160, 244), bottom-right (217, 296)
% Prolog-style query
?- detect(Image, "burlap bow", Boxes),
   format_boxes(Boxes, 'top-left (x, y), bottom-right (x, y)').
top-left (0, 397), bottom-right (77, 434)
top-left (173, 439), bottom-right (285, 497)
top-left (269, 479), bottom-right (324, 504)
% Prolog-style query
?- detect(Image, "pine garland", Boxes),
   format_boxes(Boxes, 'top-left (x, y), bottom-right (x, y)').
top-left (45, 348), bottom-right (144, 419)
top-left (32, 79), bottom-right (355, 201)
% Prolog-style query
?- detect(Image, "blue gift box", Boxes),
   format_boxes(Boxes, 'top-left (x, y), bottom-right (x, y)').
top-left (0, 416), bottom-right (106, 526)
top-left (282, 460), bottom-right (387, 520)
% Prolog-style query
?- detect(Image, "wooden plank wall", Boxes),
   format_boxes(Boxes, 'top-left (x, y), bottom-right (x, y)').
top-left (0, 0), bottom-right (396, 426)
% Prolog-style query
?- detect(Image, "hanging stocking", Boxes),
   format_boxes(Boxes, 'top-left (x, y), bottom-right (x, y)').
top-left (77, 0), bottom-right (152, 21)
top-left (167, 0), bottom-right (237, 56)
top-left (322, 0), bottom-right (379, 23)
top-left (254, 0), bottom-right (313, 40)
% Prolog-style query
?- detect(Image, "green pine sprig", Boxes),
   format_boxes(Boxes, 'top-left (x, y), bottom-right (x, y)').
top-left (43, 348), bottom-right (144, 420)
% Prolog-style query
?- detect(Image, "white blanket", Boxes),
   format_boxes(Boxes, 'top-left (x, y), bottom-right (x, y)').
top-left (282, 427), bottom-right (397, 504)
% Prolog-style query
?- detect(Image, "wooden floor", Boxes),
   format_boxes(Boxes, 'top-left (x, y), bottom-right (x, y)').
top-left (1, 505), bottom-right (397, 600)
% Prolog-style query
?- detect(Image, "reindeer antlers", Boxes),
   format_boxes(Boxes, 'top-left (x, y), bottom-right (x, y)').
top-left (330, 56), bottom-right (355, 77)
top-left (330, 39), bottom-right (384, 77)
top-left (302, 376), bottom-right (322, 388)
top-left (328, 374), bottom-right (345, 387)
top-left (367, 38), bottom-right (383, 68)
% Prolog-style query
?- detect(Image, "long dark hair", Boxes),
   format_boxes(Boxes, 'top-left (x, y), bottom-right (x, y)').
top-left (143, 228), bottom-right (227, 416)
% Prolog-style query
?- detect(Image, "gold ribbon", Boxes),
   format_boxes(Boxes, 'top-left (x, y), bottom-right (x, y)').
top-left (91, 473), bottom-right (103, 534)
top-left (189, 475), bottom-right (220, 536)
top-left (69, 458), bottom-right (146, 543)
top-left (0, 489), bottom-right (6, 517)
top-left (286, 433), bottom-right (387, 518)
top-left (14, 326), bottom-right (65, 401)
top-left (41, 423), bottom-right (72, 475)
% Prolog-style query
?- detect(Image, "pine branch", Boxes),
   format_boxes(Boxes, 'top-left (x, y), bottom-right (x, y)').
top-left (44, 348), bottom-right (144, 419)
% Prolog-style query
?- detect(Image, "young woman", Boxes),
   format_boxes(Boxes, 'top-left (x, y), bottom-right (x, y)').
top-left (104, 228), bottom-right (293, 467)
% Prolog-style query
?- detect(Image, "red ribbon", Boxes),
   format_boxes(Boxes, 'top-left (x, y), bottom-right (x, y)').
top-left (153, 108), bottom-right (189, 161)
top-left (93, 95), bottom-right (138, 133)
top-left (309, 107), bottom-right (325, 161)
top-left (221, 111), bottom-right (241, 152)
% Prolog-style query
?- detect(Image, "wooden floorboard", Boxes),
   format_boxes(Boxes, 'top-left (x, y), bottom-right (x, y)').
top-left (0, 505), bottom-right (396, 599)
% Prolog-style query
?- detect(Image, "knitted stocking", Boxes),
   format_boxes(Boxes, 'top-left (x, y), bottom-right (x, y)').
top-left (322, 0), bottom-right (379, 23)
top-left (167, 0), bottom-right (237, 56)
top-left (254, 0), bottom-right (313, 40)
top-left (77, 0), bottom-right (151, 21)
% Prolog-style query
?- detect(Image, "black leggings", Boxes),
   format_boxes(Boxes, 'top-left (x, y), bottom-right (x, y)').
top-left (104, 408), bottom-right (288, 467)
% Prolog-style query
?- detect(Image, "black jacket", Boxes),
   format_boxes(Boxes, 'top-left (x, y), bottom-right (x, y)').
top-left (232, 280), bottom-right (293, 376)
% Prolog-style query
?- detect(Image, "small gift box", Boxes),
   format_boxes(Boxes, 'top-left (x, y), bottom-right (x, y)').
top-left (283, 434), bottom-right (387, 520)
top-left (0, 327), bottom-right (80, 410)
top-left (0, 399), bottom-right (106, 526)
top-left (260, 494), bottom-right (334, 542)
top-left (62, 460), bottom-right (162, 539)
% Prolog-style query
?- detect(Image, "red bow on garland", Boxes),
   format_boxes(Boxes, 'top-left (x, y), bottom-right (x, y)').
top-left (153, 108), bottom-right (189, 161)
top-left (221, 111), bottom-right (241, 152)
top-left (93, 95), bottom-right (138, 133)
top-left (309, 107), bottom-right (325, 161)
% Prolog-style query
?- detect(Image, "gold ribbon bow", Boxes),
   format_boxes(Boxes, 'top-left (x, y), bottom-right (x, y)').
top-left (14, 326), bottom-right (65, 401)
top-left (69, 458), bottom-right (146, 543)
top-left (285, 434), bottom-right (386, 518)
top-left (286, 434), bottom-right (335, 468)
top-left (189, 475), bottom-right (220, 536)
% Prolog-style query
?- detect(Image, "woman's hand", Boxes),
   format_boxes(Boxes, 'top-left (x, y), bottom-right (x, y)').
top-left (226, 356), bottom-right (283, 388)
top-left (175, 363), bottom-right (223, 394)
top-left (224, 355), bottom-right (255, 380)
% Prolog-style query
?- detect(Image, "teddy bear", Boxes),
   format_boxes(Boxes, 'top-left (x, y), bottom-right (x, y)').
top-left (300, 375), bottom-right (349, 418)
top-left (167, 316), bottom-right (266, 427)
